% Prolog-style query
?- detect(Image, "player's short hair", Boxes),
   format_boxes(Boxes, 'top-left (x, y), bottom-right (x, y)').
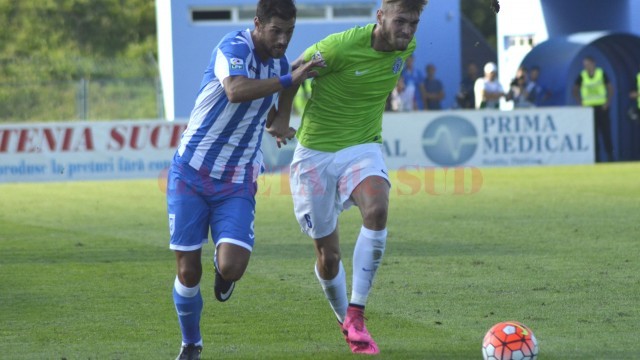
top-left (256, 0), bottom-right (297, 22)
top-left (382, 0), bottom-right (428, 13)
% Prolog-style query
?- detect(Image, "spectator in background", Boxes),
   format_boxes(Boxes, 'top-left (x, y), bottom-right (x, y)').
top-left (506, 66), bottom-right (532, 108)
top-left (572, 56), bottom-right (614, 162)
top-left (401, 55), bottom-right (425, 109)
top-left (456, 62), bottom-right (478, 109)
top-left (474, 61), bottom-right (505, 109)
top-left (389, 77), bottom-right (415, 111)
top-left (525, 66), bottom-right (551, 106)
top-left (422, 63), bottom-right (445, 110)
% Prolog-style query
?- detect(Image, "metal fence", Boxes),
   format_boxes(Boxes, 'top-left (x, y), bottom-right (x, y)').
top-left (0, 77), bottom-right (164, 122)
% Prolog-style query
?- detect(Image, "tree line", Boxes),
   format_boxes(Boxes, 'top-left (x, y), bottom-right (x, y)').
top-left (0, 0), bottom-right (157, 82)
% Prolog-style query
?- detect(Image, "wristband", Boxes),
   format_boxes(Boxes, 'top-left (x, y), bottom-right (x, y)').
top-left (279, 74), bottom-right (293, 88)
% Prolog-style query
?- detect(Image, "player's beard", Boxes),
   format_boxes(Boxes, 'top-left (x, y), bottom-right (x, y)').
top-left (385, 31), bottom-right (412, 51)
top-left (379, 19), bottom-right (412, 51)
top-left (269, 44), bottom-right (287, 59)
top-left (392, 35), bottom-right (411, 51)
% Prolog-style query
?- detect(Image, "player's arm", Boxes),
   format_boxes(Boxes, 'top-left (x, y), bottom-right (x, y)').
top-left (265, 37), bottom-right (334, 144)
top-left (265, 86), bottom-right (298, 148)
top-left (223, 76), bottom-right (287, 103)
top-left (266, 57), bottom-right (325, 147)
top-left (223, 56), bottom-right (324, 103)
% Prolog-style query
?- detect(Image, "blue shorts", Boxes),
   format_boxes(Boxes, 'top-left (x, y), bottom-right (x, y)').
top-left (166, 160), bottom-right (257, 252)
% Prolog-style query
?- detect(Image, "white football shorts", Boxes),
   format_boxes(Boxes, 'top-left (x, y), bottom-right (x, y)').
top-left (289, 142), bottom-right (390, 239)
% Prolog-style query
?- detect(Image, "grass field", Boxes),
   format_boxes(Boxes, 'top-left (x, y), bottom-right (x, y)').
top-left (1, 163), bottom-right (639, 359)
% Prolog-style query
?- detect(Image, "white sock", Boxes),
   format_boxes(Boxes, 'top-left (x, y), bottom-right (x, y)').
top-left (315, 261), bottom-right (348, 323)
top-left (351, 226), bottom-right (387, 306)
top-left (174, 276), bottom-right (200, 297)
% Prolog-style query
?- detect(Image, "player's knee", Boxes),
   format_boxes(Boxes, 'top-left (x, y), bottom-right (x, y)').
top-left (317, 251), bottom-right (341, 278)
top-left (178, 265), bottom-right (202, 288)
top-left (217, 261), bottom-right (246, 282)
top-left (362, 202), bottom-right (388, 227)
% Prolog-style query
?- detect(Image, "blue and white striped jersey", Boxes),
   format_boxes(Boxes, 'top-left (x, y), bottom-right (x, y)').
top-left (176, 29), bottom-right (290, 183)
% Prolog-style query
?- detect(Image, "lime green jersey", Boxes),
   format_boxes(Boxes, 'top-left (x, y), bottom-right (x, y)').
top-left (296, 24), bottom-right (417, 152)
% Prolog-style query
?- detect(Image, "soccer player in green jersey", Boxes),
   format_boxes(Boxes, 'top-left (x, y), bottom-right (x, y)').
top-left (282, 0), bottom-right (427, 355)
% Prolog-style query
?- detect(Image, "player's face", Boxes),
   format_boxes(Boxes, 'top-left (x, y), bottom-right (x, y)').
top-left (254, 16), bottom-right (295, 60)
top-left (378, 5), bottom-right (421, 51)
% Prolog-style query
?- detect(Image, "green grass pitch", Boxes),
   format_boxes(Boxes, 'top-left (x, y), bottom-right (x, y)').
top-left (1, 163), bottom-right (639, 359)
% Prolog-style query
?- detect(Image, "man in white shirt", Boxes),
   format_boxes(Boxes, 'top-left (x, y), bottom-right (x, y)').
top-left (474, 62), bottom-right (505, 109)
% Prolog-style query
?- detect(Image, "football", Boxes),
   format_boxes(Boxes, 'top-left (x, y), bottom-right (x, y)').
top-left (482, 321), bottom-right (538, 360)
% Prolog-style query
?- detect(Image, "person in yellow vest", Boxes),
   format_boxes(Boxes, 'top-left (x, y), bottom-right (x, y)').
top-left (628, 68), bottom-right (640, 122)
top-left (572, 56), bottom-right (614, 162)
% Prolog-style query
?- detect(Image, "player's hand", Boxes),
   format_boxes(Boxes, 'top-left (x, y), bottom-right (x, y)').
top-left (266, 106), bottom-right (296, 148)
top-left (266, 124), bottom-right (296, 148)
top-left (490, 0), bottom-right (500, 13)
top-left (291, 57), bottom-right (325, 85)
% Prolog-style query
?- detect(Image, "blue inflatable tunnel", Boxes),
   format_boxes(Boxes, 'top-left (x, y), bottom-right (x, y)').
top-left (520, 32), bottom-right (640, 161)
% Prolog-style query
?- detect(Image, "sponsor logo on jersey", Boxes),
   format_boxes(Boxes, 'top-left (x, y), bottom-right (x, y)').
top-left (230, 58), bottom-right (244, 69)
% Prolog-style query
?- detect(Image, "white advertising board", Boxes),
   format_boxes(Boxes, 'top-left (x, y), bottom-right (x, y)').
top-left (381, 107), bottom-right (594, 169)
top-left (0, 107), bottom-right (593, 183)
top-left (0, 120), bottom-right (187, 183)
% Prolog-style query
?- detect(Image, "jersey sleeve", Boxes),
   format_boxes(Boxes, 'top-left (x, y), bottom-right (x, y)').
top-left (214, 37), bottom-right (252, 85)
top-left (302, 31), bottom-right (345, 77)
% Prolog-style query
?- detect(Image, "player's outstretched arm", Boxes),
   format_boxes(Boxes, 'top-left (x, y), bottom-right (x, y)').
top-left (266, 57), bottom-right (326, 147)
top-left (223, 75), bottom-right (288, 103)
top-left (222, 57), bottom-right (323, 104)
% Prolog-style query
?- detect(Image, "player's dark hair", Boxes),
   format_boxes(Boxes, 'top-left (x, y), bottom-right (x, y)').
top-left (256, 0), bottom-right (297, 22)
top-left (382, 0), bottom-right (428, 13)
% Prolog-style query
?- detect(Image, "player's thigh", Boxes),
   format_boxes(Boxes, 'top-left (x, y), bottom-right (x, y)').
top-left (290, 145), bottom-right (339, 239)
top-left (166, 166), bottom-right (210, 251)
top-left (209, 182), bottom-right (257, 253)
top-left (335, 143), bottom-right (391, 208)
top-left (351, 175), bottom-right (390, 211)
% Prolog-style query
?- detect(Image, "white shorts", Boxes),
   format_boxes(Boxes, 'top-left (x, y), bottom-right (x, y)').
top-left (289, 143), bottom-right (390, 239)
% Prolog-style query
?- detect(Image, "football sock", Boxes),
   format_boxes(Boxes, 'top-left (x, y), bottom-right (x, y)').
top-left (173, 276), bottom-right (203, 346)
top-left (315, 261), bottom-right (348, 323)
top-left (351, 226), bottom-right (387, 306)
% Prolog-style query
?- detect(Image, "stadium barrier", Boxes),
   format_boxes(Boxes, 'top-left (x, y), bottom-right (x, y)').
top-left (0, 107), bottom-right (593, 183)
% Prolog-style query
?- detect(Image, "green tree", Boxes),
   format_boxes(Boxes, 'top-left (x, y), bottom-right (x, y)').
top-left (0, 0), bottom-right (159, 121)
top-left (0, 0), bottom-right (156, 80)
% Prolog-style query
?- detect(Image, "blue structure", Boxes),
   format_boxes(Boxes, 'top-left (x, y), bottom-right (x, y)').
top-left (521, 33), bottom-right (640, 161)
top-left (498, 0), bottom-right (640, 161)
top-left (156, 0), bottom-right (461, 120)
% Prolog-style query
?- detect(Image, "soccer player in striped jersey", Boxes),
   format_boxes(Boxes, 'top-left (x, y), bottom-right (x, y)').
top-left (285, 0), bottom-right (427, 355)
top-left (166, 1), bottom-right (321, 359)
